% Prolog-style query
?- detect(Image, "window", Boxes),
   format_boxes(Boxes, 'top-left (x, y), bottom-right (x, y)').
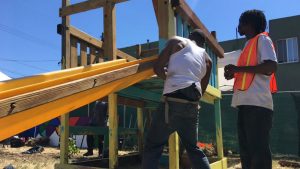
top-left (276, 37), bottom-right (299, 63)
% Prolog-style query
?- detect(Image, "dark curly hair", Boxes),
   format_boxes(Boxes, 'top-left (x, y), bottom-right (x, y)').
top-left (239, 9), bottom-right (267, 34)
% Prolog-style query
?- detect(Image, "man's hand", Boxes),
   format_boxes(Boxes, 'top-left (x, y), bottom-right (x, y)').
top-left (224, 64), bottom-right (237, 80)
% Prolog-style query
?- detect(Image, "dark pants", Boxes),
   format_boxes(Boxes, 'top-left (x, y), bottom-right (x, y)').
top-left (142, 101), bottom-right (210, 169)
top-left (87, 135), bottom-right (104, 155)
top-left (237, 105), bottom-right (273, 169)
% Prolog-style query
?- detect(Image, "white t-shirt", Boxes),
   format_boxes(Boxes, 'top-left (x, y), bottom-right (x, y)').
top-left (163, 36), bottom-right (208, 96)
top-left (231, 35), bottom-right (277, 110)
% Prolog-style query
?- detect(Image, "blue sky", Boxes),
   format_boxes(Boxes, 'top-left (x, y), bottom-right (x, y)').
top-left (0, 0), bottom-right (300, 78)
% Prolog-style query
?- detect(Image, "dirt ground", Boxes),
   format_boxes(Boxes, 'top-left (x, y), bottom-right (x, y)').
top-left (1, 146), bottom-right (300, 169)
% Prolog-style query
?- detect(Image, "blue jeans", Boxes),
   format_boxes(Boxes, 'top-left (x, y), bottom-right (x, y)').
top-left (142, 101), bottom-right (211, 169)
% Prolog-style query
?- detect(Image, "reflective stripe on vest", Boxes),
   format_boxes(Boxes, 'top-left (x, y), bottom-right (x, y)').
top-left (234, 32), bottom-right (268, 91)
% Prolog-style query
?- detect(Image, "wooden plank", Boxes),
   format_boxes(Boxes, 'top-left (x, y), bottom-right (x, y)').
top-left (0, 56), bottom-right (156, 100)
top-left (0, 68), bottom-right (154, 142)
top-left (0, 59), bottom-right (126, 97)
top-left (90, 46), bottom-right (96, 64)
top-left (117, 50), bottom-right (137, 61)
top-left (171, 0), bottom-right (224, 58)
top-left (69, 26), bottom-right (103, 49)
top-left (108, 93), bottom-right (118, 169)
top-left (137, 107), bottom-right (144, 155)
top-left (0, 64), bottom-right (146, 118)
top-left (61, 0), bottom-right (71, 164)
top-left (80, 42), bottom-right (88, 66)
top-left (59, 0), bottom-right (128, 17)
top-left (70, 37), bottom-right (78, 67)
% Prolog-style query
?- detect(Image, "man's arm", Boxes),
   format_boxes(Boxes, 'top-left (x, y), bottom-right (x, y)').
top-left (201, 54), bottom-right (212, 95)
top-left (224, 60), bottom-right (277, 79)
top-left (153, 38), bottom-right (184, 80)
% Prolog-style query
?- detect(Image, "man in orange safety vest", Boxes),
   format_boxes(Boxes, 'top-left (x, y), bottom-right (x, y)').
top-left (224, 10), bottom-right (278, 169)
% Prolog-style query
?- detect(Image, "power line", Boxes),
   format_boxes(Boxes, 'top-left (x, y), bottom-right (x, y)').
top-left (12, 61), bottom-right (51, 72)
top-left (0, 23), bottom-right (59, 51)
top-left (0, 67), bottom-right (27, 77)
top-left (0, 57), bottom-right (58, 62)
top-left (1, 59), bottom-right (52, 72)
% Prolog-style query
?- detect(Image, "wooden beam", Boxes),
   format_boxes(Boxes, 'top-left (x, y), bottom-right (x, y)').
top-left (69, 26), bottom-right (136, 62)
top-left (140, 48), bottom-right (159, 57)
top-left (100, 96), bottom-right (145, 108)
top-left (69, 126), bottom-right (137, 136)
top-left (171, 0), bottom-right (224, 58)
top-left (118, 86), bottom-right (161, 103)
top-left (55, 163), bottom-right (107, 169)
top-left (0, 68), bottom-right (154, 142)
top-left (109, 93), bottom-right (118, 169)
top-left (152, 0), bottom-right (159, 25)
top-left (0, 64), bottom-right (143, 118)
top-left (69, 26), bottom-right (103, 49)
top-left (59, 0), bottom-right (128, 17)
top-left (117, 50), bottom-right (137, 61)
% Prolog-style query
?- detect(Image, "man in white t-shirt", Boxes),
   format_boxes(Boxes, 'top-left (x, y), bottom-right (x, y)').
top-left (142, 29), bottom-right (212, 169)
top-left (224, 10), bottom-right (277, 169)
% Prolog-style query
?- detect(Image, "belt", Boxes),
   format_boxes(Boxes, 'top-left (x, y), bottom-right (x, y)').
top-left (161, 96), bottom-right (199, 124)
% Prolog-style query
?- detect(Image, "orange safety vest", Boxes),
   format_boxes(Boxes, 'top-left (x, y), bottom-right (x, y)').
top-left (233, 32), bottom-right (277, 93)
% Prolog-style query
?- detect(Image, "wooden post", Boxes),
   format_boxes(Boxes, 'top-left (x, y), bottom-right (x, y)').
top-left (90, 46), bottom-right (96, 64)
top-left (60, 0), bottom-right (71, 164)
top-left (80, 42), bottom-right (88, 66)
top-left (137, 107), bottom-right (144, 154)
top-left (214, 99), bottom-right (224, 159)
top-left (136, 44), bottom-right (141, 59)
top-left (70, 38), bottom-right (78, 67)
top-left (213, 47), bottom-right (224, 159)
top-left (158, 1), bottom-right (179, 169)
top-left (108, 93), bottom-right (118, 169)
top-left (104, 1), bottom-right (118, 168)
top-left (104, 1), bottom-right (117, 61)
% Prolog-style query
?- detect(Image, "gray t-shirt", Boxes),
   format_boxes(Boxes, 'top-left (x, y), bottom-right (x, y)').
top-left (231, 35), bottom-right (277, 110)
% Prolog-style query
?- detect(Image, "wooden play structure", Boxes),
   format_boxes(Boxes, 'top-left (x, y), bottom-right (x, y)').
top-left (0, 0), bottom-right (226, 168)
